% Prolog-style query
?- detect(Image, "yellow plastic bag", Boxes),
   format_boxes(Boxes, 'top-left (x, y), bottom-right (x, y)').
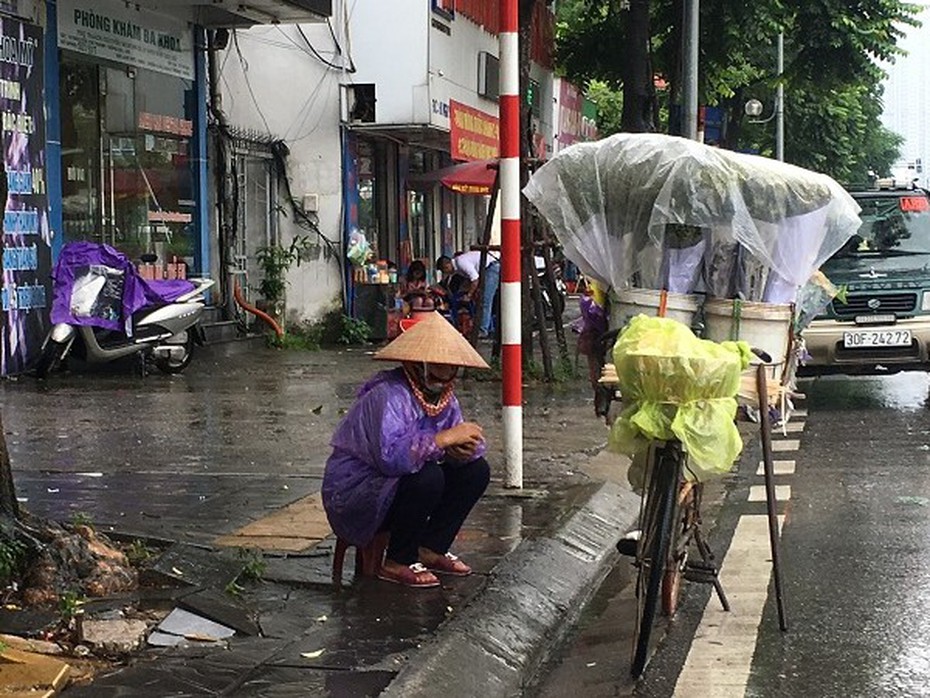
top-left (608, 315), bottom-right (750, 485)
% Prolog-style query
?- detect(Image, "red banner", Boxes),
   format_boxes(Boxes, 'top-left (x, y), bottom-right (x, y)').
top-left (455, 0), bottom-right (554, 68)
top-left (450, 100), bottom-right (499, 162)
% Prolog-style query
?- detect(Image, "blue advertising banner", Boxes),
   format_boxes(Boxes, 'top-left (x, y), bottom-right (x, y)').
top-left (2, 17), bottom-right (50, 375)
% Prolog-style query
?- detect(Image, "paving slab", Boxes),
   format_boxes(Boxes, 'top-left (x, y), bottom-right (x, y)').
top-left (176, 588), bottom-right (260, 636)
top-left (142, 543), bottom-right (243, 589)
top-left (156, 608), bottom-right (236, 642)
top-left (81, 618), bottom-right (150, 655)
top-left (0, 647), bottom-right (71, 696)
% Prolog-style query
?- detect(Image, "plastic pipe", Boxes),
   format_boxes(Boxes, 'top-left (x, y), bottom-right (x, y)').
top-left (233, 281), bottom-right (284, 339)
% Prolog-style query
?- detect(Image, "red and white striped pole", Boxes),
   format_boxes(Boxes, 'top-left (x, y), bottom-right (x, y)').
top-left (499, 0), bottom-right (522, 488)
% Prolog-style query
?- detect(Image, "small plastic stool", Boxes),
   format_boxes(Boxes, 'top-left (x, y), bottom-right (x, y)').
top-left (332, 532), bottom-right (389, 584)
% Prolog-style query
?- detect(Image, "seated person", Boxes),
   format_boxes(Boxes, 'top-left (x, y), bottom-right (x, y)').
top-left (322, 313), bottom-right (492, 588)
top-left (434, 255), bottom-right (474, 333)
top-left (400, 260), bottom-right (435, 313)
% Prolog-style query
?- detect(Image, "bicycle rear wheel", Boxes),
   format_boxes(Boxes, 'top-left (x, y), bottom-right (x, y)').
top-left (662, 481), bottom-right (698, 616)
top-left (632, 442), bottom-right (682, 678)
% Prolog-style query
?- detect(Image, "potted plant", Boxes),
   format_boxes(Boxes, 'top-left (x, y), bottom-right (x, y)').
top-left (255, 236), bottom-right (311, 325)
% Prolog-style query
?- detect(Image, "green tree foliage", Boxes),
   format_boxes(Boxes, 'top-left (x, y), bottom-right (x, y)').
top-left (556, 0), bottom-right (920, 180)
top-left (586, 80), bottom-right (624, 136)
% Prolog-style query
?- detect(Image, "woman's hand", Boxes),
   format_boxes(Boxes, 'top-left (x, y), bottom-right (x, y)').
top-left (446, 441), bottom-right (480, 462)
top-left (435, 422), bottom-right (483, 451)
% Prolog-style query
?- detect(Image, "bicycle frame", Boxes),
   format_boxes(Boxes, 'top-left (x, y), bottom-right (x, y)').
top-left (630, 439), bottom-right (730, 678)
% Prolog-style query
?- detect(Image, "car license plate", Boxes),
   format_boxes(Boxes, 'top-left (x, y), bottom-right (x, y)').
top-left (843, 329), bottom-right (912, 348)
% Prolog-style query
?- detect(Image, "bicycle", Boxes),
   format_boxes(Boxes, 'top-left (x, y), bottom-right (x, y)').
top-left (629, 439), bottom-right (731, 677)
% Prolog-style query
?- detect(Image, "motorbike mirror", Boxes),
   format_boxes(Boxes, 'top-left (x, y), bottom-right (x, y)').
top-left (140, 253), bottom-right (158, 264)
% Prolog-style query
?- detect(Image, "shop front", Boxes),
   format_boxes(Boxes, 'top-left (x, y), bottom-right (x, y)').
top-left (0, 0), bottom-right (209, 374)
top-left (343, 100), bottom-right (499, 339)
top-left (55, 0), bottom-right (206, 275)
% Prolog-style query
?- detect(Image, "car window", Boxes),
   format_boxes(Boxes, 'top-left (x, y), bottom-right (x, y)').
top-left (834, 194), bottom-right (930, 257)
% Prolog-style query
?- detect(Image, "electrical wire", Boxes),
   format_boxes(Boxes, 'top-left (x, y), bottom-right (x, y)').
top-left (296, 24), bottom-right (355, 73)
top-left (286, 71), bottom-right (339, 143)
top-left (233, 29), bottom-right (273, 135)
top-left (326, 17), bottom-right (356, 73)
top-left (270, 140), bottom-right (342, 267)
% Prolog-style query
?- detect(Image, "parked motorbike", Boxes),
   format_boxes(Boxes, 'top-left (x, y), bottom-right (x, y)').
top-left (35, 242), bottom-right (215, 379)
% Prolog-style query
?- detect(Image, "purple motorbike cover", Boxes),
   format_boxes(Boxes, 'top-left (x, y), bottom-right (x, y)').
top-left (50, 242), bottom-right (194, 336)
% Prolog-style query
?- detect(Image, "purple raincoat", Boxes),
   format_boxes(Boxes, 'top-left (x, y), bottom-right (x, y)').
top-left (322, 367), bottom-right (486, 546)
top-left (50, 242), bottom-right (194, 336)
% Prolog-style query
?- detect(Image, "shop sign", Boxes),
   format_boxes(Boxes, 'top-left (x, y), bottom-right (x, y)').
top-left (1, 15), bottom-right (50, 375)
top-left (449, 100), bottom-right (499, 162)
top-left (58, 0), bottom-right (194, 80)
top-left (138, 111), bottom-right (193, 137)
top-left (556, 80), bottom-right (598, 152)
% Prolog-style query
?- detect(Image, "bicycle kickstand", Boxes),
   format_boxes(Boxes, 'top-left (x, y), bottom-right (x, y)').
top-left (692, 527), bottom-right (731, 612)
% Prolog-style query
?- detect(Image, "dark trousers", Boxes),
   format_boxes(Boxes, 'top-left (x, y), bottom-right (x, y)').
top-left (384, 457), bottom-right (491, 565)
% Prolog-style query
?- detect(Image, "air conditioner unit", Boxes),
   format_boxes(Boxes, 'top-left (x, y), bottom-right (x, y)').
top-left (477, 52), bottom-right (499, 101)
top-left (342, 84), bottom-right (376, 124)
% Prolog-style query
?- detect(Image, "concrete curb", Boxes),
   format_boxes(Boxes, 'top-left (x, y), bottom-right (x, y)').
top-left (382, 480), bottom-right (640, 698)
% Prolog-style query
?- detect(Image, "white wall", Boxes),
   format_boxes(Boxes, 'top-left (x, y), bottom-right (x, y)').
top-left (219, 20), bottom-right (347, 321)
top-left (427, 15), bottom-right (500, 128)
top-left (347, 0), bottom-right (430, 124)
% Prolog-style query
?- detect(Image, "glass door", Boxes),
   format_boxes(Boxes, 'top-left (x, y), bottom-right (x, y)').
top-left (59, 60), bottom-right (102, 243)
top-left (60, 54), bottom-right (197, 270)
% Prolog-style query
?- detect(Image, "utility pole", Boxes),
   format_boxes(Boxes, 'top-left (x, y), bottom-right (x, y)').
top-left (500, 0), bottom-right (523, 488)
top-left (776, 31), bottom-right (784, 161)
top-left (682, 0), bottom-right (700, 141)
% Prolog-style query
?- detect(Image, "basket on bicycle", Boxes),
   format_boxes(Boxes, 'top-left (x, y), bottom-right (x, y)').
top-left (608, 315), bottom-right (750, 484)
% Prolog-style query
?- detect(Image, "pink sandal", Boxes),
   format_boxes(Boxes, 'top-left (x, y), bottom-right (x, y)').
top-left (424, 552), bottom-right (472, 577)
top-left (377, 562), bottom-right (440, 588)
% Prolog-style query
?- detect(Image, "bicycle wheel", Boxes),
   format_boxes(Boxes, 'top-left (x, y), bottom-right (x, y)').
top-left (662, 481), bottom-right (697, 616)
top-left (632, 442), bottom-right (682, 678)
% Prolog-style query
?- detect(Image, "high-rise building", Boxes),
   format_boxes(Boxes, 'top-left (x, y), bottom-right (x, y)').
top-left (881, 4), bottom-right (930, 187)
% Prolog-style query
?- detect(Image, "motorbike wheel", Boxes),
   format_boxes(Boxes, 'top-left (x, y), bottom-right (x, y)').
top-left (154, 331), bottom-right (195, 374)
top-left (35, 339), bottom-right (68, 379)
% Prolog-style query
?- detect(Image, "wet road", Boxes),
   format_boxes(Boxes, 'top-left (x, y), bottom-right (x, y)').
top-left (534, 371), bottom-right (930, 697)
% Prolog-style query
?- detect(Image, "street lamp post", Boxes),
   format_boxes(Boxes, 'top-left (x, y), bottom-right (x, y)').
top-left (744, 32), bottom-right (785, 162)
top-left (682, 0), bottom-right (700, 141)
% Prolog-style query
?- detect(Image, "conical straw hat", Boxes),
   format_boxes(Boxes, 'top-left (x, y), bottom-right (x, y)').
top-left (374, 312), bottom-right (490, 369)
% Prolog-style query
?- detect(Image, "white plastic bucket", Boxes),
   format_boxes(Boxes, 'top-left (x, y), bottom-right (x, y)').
top-left (703, 299), bottom-right (793, 383)
top-left (610, 288), bottom-right (700, 330)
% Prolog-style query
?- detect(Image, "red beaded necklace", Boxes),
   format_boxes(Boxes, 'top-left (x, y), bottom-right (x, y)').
top-left (402, 364), bottom-right (455, 417)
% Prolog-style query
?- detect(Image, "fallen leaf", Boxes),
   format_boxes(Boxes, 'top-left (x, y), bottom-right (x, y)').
top-left (301, 649), bottom-right (325, 659)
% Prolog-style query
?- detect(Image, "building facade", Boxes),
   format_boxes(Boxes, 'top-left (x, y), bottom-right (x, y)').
top-left (0, 0), bottom-right (330, 375)
top-left (218, 0), bottom-right (559, 330)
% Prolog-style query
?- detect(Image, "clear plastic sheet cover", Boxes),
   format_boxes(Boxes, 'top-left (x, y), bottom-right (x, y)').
top-left (524, 133), bottom-right (861, 295)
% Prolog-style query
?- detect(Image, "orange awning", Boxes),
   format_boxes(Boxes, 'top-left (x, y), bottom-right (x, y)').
top-left (407, 159), bottom-right (499, 196)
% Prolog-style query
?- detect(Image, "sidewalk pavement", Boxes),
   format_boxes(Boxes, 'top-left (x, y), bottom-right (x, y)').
top-left (1, 341), bottom-right (640, 696)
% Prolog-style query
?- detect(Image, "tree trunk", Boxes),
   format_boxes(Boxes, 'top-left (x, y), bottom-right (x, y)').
top-left (519, 0), bottom-right (537, 364)
top-left (621, 0), bottom-right (655, 133)
top-left (0, 413), bottom-right (19, 520)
